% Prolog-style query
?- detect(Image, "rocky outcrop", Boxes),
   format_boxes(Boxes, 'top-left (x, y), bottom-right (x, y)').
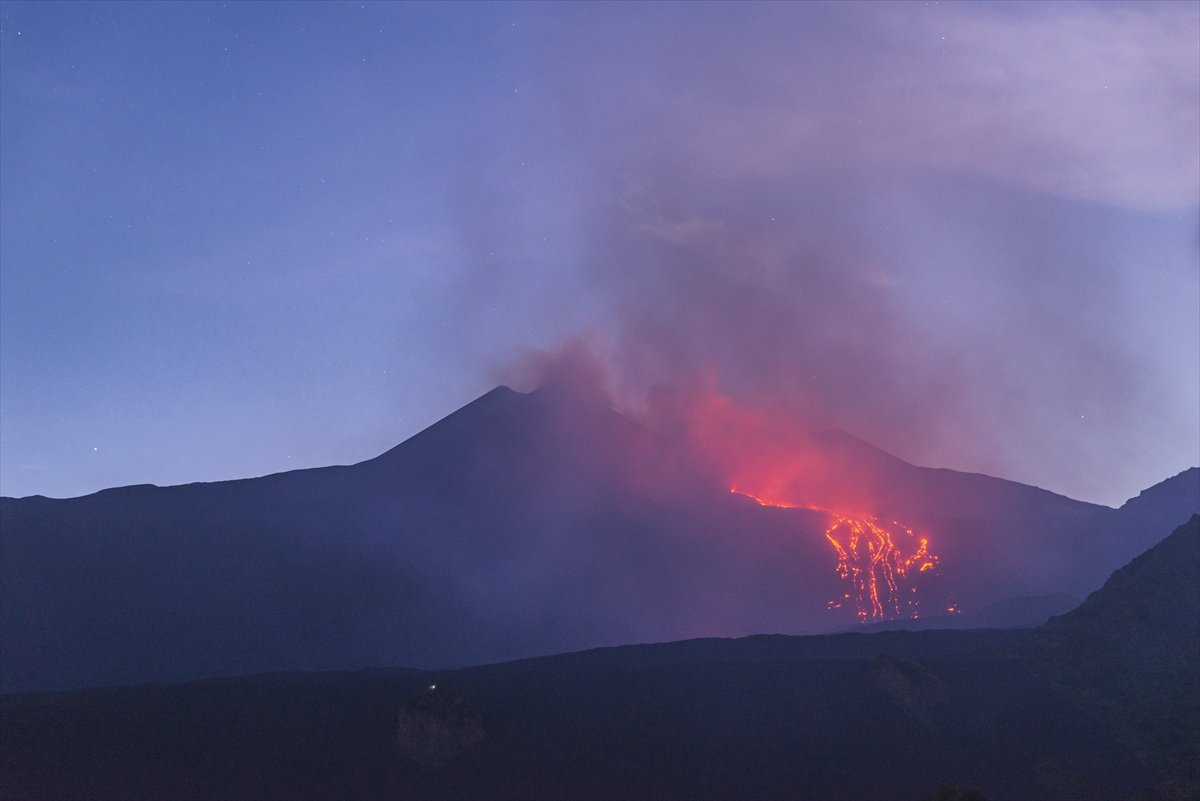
top-left (396, 686), bottom-right (484, 769)
top-left (870, 653), bottom-right (948, 726)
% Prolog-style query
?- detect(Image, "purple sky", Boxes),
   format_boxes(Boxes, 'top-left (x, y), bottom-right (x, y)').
top-left (1, 1), bottom-right (1197, 506)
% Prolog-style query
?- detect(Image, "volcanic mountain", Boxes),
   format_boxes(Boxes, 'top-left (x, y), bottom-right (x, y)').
top-left (2, 385), bottom-right (1197, 692)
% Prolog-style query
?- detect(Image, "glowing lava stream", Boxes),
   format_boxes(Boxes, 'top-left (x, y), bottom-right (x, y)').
top-left (731, 488), bottom-right (940, 623)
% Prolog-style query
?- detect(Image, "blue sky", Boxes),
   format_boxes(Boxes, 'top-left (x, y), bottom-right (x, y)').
top-left (2, 1), bottom-right (1197, 505)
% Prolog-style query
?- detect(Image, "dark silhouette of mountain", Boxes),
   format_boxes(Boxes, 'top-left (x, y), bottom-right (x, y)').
top-left (0, 630), bottom-right (1146, 801)
top-left (1033, 515), bottom-right (1200, 799)
top-left (1118, 468), bottom-right (1200, 521)
top-left (1044, 513), bottom-right (1199, 670)
top-left (6, 516), bottom-right (1197, 800)
top-left (807, 427), bottom-right (1105, 522)
top-left (2, 386), bottom-right (1197, 693)
top-left (1107, 468), bottom-right (1200, 566)
top-left (0, 386), bottom-right (833, 691)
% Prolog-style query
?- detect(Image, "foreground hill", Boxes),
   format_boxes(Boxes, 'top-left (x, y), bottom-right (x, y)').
top-left (0, 633), bottom-right (1139, 801)
top-left (1034, 514), bottom-right (1200, 799)
top-left (4, 518), bottom-right (1196, 800)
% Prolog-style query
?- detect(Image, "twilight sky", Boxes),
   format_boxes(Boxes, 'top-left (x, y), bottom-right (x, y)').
top-left (1, 0), bottom-right (1197, 506)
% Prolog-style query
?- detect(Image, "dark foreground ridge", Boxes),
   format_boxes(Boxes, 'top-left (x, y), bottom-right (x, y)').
top-left (1033, 514), bottom-right (1200, 800)
top-left (3, 517), bottom-right (1196, 801)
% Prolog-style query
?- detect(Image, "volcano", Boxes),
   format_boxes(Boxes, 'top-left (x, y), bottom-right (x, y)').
top-left (2, 385), bottom-right (1197, 693)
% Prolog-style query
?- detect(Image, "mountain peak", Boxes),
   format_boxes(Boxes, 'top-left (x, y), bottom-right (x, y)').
top-left (366, 385), bottom-right (530, 464)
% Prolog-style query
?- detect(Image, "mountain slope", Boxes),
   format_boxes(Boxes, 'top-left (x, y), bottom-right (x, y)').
top-left (0, 629), bottom-right (1146, 801)
top-left (807, 427), bottom-right (1105, 522)
top-left (1107, 468), bottom-right (1200, 566)
top-left (5, 517), bottom-right (1198, 800)
top-left (2, 386), bottom-right (1196, 692)
top-left (0, 387), bottom-right (839, 691)
top-left (1036, 515), bottom-right (1200, 799)
top-left (1044, 513), bottom-right (1199, 671)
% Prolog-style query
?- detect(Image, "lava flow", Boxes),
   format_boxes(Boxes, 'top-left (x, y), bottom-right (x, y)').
top-left (731, 488), bottom-right (940, 623)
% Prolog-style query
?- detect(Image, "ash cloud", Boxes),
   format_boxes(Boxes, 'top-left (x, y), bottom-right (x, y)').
top-left (481, 1), bottom-right (1199, 505)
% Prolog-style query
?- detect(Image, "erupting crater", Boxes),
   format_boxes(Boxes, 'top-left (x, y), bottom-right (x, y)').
top-left (731, 487), bottom-right (942, 623)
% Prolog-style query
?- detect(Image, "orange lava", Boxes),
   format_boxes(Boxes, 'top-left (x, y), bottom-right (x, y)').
top-left (732, 488), bottom-right (940, 622)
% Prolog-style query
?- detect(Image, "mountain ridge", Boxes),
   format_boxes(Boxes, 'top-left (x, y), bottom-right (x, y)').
top-left (2, 385), bottom-right (1160, 510)
top-left (2, 385), bottom-right (1197, 692)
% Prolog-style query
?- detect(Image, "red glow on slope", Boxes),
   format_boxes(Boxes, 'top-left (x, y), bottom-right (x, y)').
top-left (731, 491), bottom-right (941, 623)
top-left (646, 381), bottom-right (948, 624)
